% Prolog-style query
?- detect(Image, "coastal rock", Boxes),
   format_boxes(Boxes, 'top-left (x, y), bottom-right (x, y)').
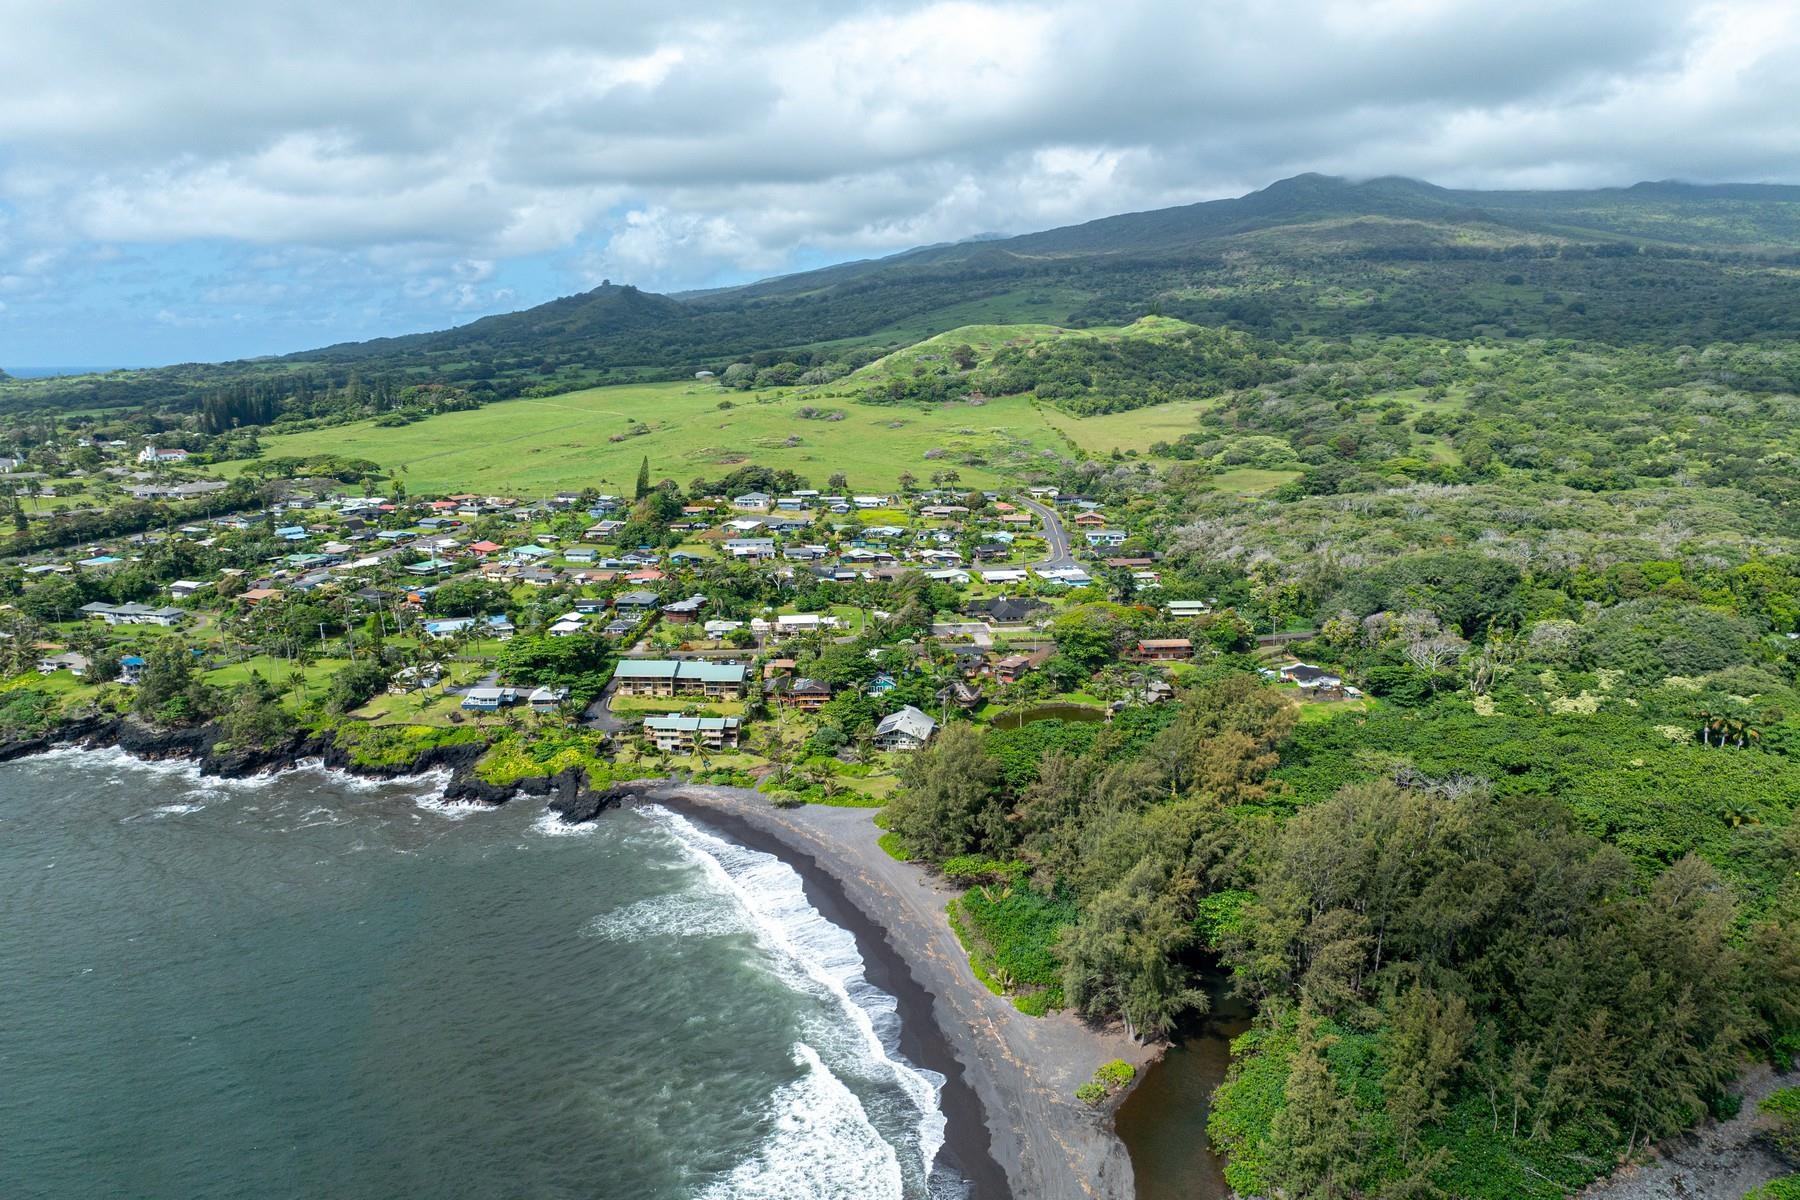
top-left (546, 778), bottom-right (644, 825)
top-left (8, 715), bottom-right (660, 824)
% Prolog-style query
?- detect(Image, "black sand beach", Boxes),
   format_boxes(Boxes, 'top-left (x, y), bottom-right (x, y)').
top-left (651, 784), bottom-right (1156, 1200)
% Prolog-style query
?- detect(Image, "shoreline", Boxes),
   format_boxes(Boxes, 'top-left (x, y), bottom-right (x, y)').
top-left (2, 727), bottom-right (1150, 1197)
top-left (655, 795), bottom-right (1013, 1200)
top-left (9, 727), bottom-right (1796, 1199)
top-left (647, 782), bottom-right (1158, 1200)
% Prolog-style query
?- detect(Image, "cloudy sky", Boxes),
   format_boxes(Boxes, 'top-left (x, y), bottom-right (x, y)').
top-left (2, 0), bottom-right (1797, 367)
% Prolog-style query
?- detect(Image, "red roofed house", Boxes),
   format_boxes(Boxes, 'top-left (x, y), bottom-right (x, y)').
top-left (1131, 638), bottom-right (1193, 662)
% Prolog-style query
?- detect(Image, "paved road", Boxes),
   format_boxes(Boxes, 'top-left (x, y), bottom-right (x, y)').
top-left (1017, 497), bottom-right (1078, 571)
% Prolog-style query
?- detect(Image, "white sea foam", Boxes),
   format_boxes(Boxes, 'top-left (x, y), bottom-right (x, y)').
top-left (21, 745), bottom-right (455, 801)
top-left (529, 809), bottom-right (599, 838)
top-left (650, 807), bottom-right (947, 1196)
top-left (413, 795), bottom-right (492, 820)
top-left (699, 1042), bottom-right (905, 1200)
top-left (149, 802), bottom-right (206, 817)
top-left (583, 890), bottom-right (744, 941)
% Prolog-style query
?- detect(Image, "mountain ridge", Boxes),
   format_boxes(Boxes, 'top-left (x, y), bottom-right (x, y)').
top-left (8, 170), bottom-right (1800, 415)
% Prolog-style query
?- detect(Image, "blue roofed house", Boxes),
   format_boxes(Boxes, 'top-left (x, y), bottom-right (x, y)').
top-left (612, 659), bottom-right (747, 700)
top-left (460, 686), bottom-right (520, 711)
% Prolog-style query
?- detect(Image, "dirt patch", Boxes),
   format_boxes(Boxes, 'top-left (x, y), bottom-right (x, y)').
top-left (1577, 1065), bottom-right (1798, 1200)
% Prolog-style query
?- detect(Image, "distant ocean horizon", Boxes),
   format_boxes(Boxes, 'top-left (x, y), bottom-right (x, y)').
top-left (3, 366), bottom-right (143, 378)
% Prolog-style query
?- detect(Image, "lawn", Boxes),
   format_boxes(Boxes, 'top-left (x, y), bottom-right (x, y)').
top-left (204, 655), bottom-right (348, 707)
top-left (609, 694), bottom-right (746, 717)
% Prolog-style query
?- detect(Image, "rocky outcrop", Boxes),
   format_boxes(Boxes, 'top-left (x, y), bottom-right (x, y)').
top-left (9, 716), bottom-right (634, 824)
top-left (548, 778), bottom-right (654, 825)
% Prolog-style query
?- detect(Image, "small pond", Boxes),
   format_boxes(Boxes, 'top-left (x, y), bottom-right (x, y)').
top-left (991, 702), bottom-right (1107, 729)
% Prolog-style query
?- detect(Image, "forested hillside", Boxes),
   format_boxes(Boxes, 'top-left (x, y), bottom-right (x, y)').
top-left (8, 173), bottom-right (1800, 421)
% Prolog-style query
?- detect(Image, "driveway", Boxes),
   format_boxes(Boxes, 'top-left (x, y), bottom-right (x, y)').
top-left (583, 680), bottom-right (627, 732)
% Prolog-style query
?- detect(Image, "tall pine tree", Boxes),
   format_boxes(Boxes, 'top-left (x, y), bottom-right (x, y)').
top-left (634, 455), bottom-right (651, 500)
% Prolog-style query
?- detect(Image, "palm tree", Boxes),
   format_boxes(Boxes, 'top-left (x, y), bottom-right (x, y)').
top-left (803, 760), bottom-right (837, 800)
top-left (1719, 800), bottom-right (1757, 828)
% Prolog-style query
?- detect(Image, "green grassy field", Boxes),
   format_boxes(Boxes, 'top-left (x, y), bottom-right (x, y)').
top-left (225, 317), bottom-right (1291, 494)
top-left (232, 380), bottom-right (1084, 493)
top-left (1039, 400), bottom-right (1212, 454)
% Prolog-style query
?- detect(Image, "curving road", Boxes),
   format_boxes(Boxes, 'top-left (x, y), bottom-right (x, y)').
top-left (1018, 497), bottom-right (1078, 571)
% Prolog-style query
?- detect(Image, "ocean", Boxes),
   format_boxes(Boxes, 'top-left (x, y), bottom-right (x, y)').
top-left (0, 749), bottom-right (962, 1200)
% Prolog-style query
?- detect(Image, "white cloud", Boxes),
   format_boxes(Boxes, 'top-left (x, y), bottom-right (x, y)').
top-left (0, 0), bottom-right (1797, 351)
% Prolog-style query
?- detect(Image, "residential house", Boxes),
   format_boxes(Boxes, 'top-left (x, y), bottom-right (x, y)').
top-left (77, 602), bottom-right (186, 627)
top-left (966, 597), bottom-right (1046, 625)
top-left (731, 492), bottom-right (772, 511)
top-left (642, 714), bottom-right (741, 754)
top-left (611, 659), bottom-right (748, 700)
top-left (136, 446), bottom-right (190, 465)
top-left (935, 680), bottom-right (984, 710)
top-left (772, 676), bottom-right (833, 711)
top-left (1084, 529), bottom-right (1128, 547)
top-left (118, 655), bottom-right (147, 685)
top-left (991, 646), bottom-right (1053, 685)
top-left (37, 652), bottom-right (90, 677)
top-left (1132, 638), bottom-right (1194, 662)
top-left (662, 594), bottom-right (706, 624)
top-left (1165, 599), bottom-right (1213, 619)
top-left (241, 588), bottom-right (283, 605)
top-left (750, 613), bottom-right (839, 635)
top-left (528, 686), bottom-right (570, 712)
top-left (1280, 663), bottom-right (1344, 692)
top-left (461, 686), bottom-right (521, 711)
top-left (424, 617), bottom-right (477, 639)
top-left (874, 705), bottom-right (936, 751)
top-left (387, 665), bottom-right (444, 694)
top-left (1072, 511), bottom-right (1108, 528)
top-left (612, 590), bottom-right (662, 614)
top-left (724, 538), bottom-right (777, 560)
top-left (703, 619), bottom-right (744, 639)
